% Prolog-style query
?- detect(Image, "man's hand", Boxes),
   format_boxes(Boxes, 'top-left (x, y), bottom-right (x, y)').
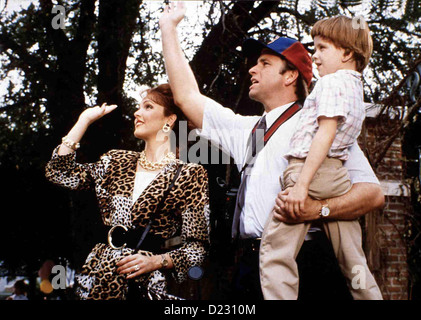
top-left (159, 1), bottom-right (186, 29)
top-left (273, 187), bottom-right (321, 223)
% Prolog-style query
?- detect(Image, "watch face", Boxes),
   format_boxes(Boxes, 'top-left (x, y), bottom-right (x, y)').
top-left (321, 206), bottom-right (330, 217)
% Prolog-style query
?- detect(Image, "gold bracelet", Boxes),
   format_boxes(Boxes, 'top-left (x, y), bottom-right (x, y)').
top-left (62, 136), bottom-right (80, 151)
top-left (160, 254), bottom-right (169, 269)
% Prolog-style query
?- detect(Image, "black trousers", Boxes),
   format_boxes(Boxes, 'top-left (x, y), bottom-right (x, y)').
top-left (296, 231), bottom-right (353, 300)
top-left (231, 240), bottom-right (264, 300)
top-left (231, 231), bottom-right (353, 300)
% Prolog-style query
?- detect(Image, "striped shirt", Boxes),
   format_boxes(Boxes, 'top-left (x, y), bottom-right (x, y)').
top-left (286, 69), bottom-right (365, 161)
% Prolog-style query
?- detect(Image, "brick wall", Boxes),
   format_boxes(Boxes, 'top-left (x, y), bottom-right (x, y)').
top-left (366, 195), bottom-right (410, 300)
top-left (363, 118), bottom-right (410, 300)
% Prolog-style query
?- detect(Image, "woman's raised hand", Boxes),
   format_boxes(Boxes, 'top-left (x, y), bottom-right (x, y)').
top-left (57, 102), bottom-right (117, 155)
top-left (159, 1), bottom-right (186, 29)
top-left (79, 103), bottom-right (118, 126)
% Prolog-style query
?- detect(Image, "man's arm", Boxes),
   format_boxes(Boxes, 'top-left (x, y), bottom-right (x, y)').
top-left (273, 182), bottom-right (385, 223)
top-left (159, 2), bottom-right (206, 129)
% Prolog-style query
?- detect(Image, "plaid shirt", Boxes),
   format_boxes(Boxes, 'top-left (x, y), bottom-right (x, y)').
top-left (286, 69), bottom-right (365, 161)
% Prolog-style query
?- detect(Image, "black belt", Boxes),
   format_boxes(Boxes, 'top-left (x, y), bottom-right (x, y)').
top-left (237, 238), bottom-right (261, 252)
top-left (101, 224), bottom-right (165, 253)
top-left (237, 228), bottom-right (323, 253)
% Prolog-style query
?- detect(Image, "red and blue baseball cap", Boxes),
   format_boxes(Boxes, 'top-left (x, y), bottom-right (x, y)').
top-left (242, 37), bottom-right (313, 87)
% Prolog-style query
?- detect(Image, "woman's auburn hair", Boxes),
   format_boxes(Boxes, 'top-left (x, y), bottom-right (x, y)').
top-left (311, 16), bottom-right (373, 73)
top-left (142, 83), bottom-right (183, 119)
top-left (140, 84), bottom-right (188, 156)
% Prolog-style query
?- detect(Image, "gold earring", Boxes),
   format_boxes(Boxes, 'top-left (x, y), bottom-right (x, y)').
top-left (162, 123), bottom-right (171, 133)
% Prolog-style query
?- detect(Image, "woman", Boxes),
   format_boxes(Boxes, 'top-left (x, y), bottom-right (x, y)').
top-left (45, 84), bottom-right (210, 300)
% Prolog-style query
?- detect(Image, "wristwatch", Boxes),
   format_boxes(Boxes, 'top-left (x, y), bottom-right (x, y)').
top-left (319, 200), bottom-right (330, 218)
top-left (160, 254), bottom-right (169, 269)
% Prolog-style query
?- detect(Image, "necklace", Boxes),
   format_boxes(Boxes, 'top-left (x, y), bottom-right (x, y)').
top-left (138, 151), bottom-right (176, 171)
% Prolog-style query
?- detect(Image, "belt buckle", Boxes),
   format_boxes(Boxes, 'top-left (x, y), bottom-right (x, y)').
top-left (252, 238), bottom-right (261, 251)
top-left (107, 225), bottom-right (128, 250)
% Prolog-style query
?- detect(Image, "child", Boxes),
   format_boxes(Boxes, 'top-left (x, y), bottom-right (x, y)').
top-left (260, 16), bottom-right (383, 300)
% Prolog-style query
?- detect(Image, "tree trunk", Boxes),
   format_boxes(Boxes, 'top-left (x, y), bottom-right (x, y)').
top-left (39, 0), bottom-right (96, 139)
top-left (91, 0), bottom-right (143, 157)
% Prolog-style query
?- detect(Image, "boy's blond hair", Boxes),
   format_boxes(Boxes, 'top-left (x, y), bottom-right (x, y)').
top-left (311, 16), bottom-right (373, 73)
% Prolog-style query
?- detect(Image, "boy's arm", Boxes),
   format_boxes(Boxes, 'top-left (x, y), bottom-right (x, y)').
top-left (159, 2), bottom-right (206, 129)
top-left (286, 116), bottom-right (338, 216)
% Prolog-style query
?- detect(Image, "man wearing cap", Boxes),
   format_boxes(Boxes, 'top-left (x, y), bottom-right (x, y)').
top-left (159, 2), bottom-right (384, 299)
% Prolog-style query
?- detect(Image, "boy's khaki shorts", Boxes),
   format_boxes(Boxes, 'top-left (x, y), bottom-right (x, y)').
top-left (282, 157), bottom-right (351, 200)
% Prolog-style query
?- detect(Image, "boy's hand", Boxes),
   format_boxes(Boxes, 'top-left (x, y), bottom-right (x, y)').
top-left (273, 188), bottom-right (321, 223)
top-left (159, 1), bottom-right (186, 29)
top-left (284, 184), bottom-right (308, 217)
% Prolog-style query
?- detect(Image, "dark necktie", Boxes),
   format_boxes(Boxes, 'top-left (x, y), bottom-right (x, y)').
top-left (232, 115), bottom-right (267, 238)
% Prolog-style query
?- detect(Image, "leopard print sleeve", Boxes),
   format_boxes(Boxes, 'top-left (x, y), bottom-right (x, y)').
top-left (45, 145), bottom-right (111, 191)
top-left (168, 164), bottom-right (210, 283)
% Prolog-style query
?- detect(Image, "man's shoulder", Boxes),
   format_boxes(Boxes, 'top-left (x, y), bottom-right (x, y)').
top-left (203, 96), bottom-right (260, 129)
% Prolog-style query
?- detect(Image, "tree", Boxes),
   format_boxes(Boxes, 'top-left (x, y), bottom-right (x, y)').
top-left (0, 0), bottom-right (144, 286)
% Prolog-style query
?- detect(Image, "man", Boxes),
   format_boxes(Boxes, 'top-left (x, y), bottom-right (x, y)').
top-left (159, 2), bottom-right (384, 299)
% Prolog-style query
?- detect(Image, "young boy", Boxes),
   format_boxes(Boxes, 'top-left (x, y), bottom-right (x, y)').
top-left (260, 16), bottom-right (383, 300)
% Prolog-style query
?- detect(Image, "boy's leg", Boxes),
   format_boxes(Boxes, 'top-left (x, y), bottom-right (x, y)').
top-left (323, 220), bottom-right (383, 300)
top-left (260, 161), bottom-right (312, 300)
top-left (260, 212), bottom-right (311, 299)
top-left (307, 157), bottom-right (351, 200)
top-left (307, 158), bottom-right (382, 299)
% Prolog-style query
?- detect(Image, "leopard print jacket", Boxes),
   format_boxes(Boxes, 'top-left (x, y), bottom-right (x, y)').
top-left (45, 146), bottom-right (210, 300)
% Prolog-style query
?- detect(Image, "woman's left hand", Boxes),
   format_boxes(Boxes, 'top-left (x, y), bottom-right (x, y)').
top-left (116, 254), bottom-right (160, 279)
